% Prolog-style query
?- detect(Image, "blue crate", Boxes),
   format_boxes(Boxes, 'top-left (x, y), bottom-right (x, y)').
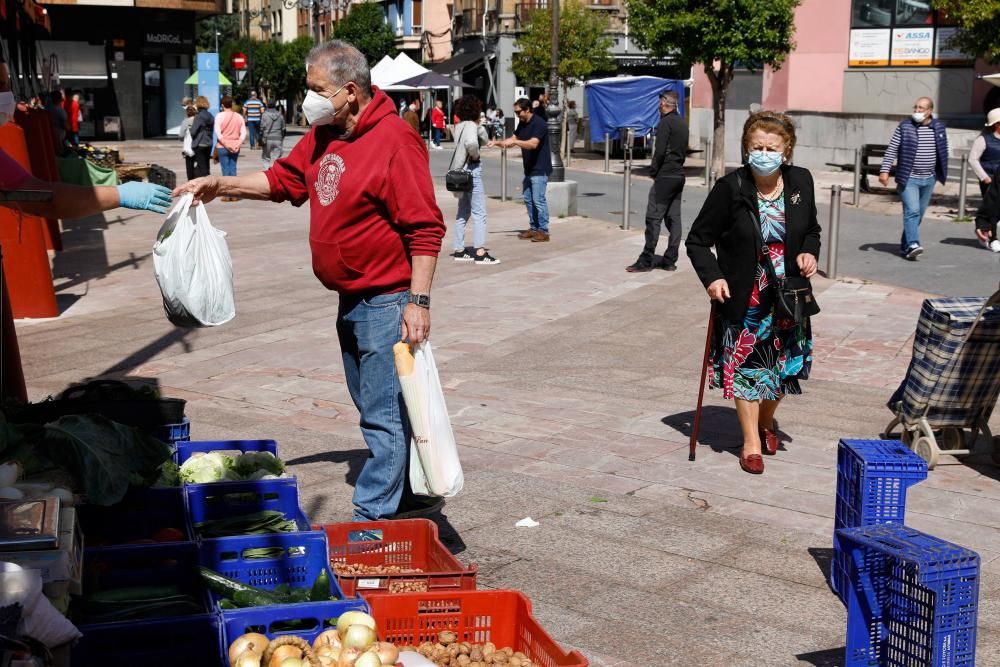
top-left (150, 417), bottom-right (191, 444)
top-left (198, 531), bottom-right (346, 608)
top-left (78, 487), bottom-right (193, 547)
top-left (832, 439), bottom-right (928, 604)
top-left (221, 599), bottom-right (368, 651)
top-left (175, 438), bottom-right (278, 465)
top-left (73, 614), bottom-right (224, 667)
top-left (185, 478), bottom-right (313, 540)
top-left (838, 524), bottom-right (979, 667)
top-left (76, 542), bottom-right (212, 625)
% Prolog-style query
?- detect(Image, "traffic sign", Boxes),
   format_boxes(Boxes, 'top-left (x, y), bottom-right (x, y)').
top-left (231, 52), bottom-right (247, 70)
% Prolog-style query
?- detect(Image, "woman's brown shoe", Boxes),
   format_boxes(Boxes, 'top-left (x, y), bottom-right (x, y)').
top-left (739, 453), bottom-right (764, 474)
top-left (759, 427), bottom-right (779, 456)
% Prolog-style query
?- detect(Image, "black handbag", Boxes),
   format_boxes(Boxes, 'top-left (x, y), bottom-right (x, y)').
top-left (445, 122), bottom-right (474, 192)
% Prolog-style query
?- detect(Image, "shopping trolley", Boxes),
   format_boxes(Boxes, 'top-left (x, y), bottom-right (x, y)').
top-left (884, 288), bottom-right (1000, 469)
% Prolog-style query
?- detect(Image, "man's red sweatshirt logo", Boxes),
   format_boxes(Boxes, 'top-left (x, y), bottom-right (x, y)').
top-left (315, 153), bottom-right (346, 206)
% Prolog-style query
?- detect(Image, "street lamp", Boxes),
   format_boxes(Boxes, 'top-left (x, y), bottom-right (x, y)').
top-left (281, 0), bottom-right (353, 44)
top-left (244, 8), bottom-right (272, 91)
top-left (547, 0), bottom-right (564, 182)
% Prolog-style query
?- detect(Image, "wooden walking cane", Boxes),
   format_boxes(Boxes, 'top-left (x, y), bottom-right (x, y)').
top-left (689, 303), bottom-right (716, 461)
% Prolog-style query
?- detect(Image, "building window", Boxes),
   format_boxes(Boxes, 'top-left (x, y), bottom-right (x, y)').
top-left (848, 0), bottom-right (971, 67)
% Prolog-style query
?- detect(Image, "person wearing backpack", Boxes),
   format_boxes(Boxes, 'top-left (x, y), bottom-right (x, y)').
top-left (448, 95), bottom-right (497, 264)
top-left (179, 105), bottom-right (198, 180)
top-left (260, 100), bottom-right (286, 169)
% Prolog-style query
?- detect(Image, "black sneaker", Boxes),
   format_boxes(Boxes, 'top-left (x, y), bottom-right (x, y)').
top-left (625, 261), bottom-right (654, 273)
top-left (388, 495), bottom-right (445, 519)
top-left (474, 251), bottom-right (501, 265)
top-left (904, 244), bottom-right (924, 261)
top-left (657, 261), bottom-right (677, 271)
top-left (452, 249), bottom-right (474, 262)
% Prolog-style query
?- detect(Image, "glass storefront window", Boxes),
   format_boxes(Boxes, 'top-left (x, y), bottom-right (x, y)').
top-left (852, 0), bottom-right (894, 28)
top-left (895, 0), bottom-right (933, 26)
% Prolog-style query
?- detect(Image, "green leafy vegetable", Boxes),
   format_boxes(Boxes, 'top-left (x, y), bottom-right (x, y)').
top-left (235, 451), bottom-right (285, 477)
top-left (179, 451), bottom-right (235, 484)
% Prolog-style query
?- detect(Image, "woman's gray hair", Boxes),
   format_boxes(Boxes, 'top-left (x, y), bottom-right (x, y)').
top-left (306, 40), bottom-right (372, 98)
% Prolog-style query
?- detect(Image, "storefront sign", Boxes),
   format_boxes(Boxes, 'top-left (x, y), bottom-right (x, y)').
top-left (891, 28), bottom-right (933, 66)
top-left (145, 32), bottom-right (193, 47)
top-left (934, 27), bottom-right (973, 65)
top-left (849, 29), bottom-right (890, 67)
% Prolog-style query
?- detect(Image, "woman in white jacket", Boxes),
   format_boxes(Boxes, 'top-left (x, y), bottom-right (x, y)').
top-left (448, 95), bottom-right (498, 264)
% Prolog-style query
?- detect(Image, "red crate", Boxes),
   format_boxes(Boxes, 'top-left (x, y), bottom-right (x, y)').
top-left (318, 519), bottom-right (477, 597)
top-left (366, 590), bottom-right (587, 667)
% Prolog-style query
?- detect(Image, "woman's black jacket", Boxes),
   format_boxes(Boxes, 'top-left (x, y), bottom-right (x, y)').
top-left (189, 109), bottom-right (215, 149)
top-left (686, 164), bottom-right (822, 324)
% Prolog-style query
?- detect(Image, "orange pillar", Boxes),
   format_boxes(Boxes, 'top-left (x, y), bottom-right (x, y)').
top-left (13, 107), bottom-right (62, 251)
top-left (0, 123), bottom-right (59, 319)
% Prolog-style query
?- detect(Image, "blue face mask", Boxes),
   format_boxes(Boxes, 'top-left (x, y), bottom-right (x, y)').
top-left (748, 150), bottom-right (784, 176)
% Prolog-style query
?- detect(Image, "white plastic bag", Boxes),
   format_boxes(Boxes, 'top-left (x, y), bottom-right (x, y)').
top-left (393, 341), bottom-right (463, 497)
top-left (153, 194), bottom-right (236, 327)
top-left (0, 562), bottom-right (80, 648)
top-left (182, 128), bottom-right (195, 157)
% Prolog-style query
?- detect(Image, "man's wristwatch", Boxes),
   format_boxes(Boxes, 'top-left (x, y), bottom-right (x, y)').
top-left (409, 293), bottom-right (431, 309)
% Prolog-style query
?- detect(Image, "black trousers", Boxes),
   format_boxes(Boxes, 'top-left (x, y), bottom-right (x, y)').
top-left (192, 146), bottom-right (212, 178)
top-left (638, 175), bottom-right (685, 267)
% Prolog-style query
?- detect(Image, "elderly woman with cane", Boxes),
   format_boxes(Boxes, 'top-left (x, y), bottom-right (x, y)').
top-left (686, 111), bottom-right (821, 474)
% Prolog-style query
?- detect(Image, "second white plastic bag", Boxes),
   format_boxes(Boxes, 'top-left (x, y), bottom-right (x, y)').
top-left (394, 340), bottom-right (463, 498)
top-left (152, 194), bottom-right (236, 328)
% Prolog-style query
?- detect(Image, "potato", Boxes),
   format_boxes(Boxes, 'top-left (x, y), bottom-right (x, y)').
top-left (482, 643), bottom-right (496, 656)
top-left (469, 648), bottom-right (484, 662)
top-left (439, 632), bottom-right (458, 646)
top-left (457, 655), bottom-right (471, 666)
top-left (513, 654), bottom-right (527, 662)
top-left (448, 645), bottom-right (462, 658)
top-left (502, 648), bottom-right (513, 658)
top-left (491, 653), bottom-right (508, 664)
top-left (509, 658), bottom-right (522, 667)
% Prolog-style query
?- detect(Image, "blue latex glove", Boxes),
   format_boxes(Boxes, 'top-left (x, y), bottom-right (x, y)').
top-left (116, 182), bottom-right (173, 214)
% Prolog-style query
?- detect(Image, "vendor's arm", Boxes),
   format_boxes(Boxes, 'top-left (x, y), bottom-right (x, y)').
top-left (5, 176), bottom-right (172, 219)
top-left (172, 172), bottom-right (271, 205)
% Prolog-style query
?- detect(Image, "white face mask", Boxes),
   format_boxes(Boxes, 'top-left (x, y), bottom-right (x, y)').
top-left (302, 85), bottom-right (348, 127)
top-left (912, 112), bottom-right (927, 123)
top-left (0, 91), bottom-right (16, 127)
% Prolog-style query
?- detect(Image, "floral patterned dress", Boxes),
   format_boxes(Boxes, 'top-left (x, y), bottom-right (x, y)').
top-left (709, 194), bottom-right (813, 401)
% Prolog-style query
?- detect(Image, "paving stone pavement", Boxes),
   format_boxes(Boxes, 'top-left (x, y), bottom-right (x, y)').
top-left (15, 142), bottom-right (1000, 666)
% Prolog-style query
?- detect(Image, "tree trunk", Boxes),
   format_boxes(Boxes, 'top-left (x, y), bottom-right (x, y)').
top-left (706, 61), bottom-right (733, 177)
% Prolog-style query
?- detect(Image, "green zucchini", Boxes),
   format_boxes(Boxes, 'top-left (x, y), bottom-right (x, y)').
top-left (88, 585), bottom-right (181, 603)
top-left (310, 570), bottom-right (330, 602)
top-left (232, 587), bottom-right (286, 608)
top-left (199, 566), bottom-right (282, 602)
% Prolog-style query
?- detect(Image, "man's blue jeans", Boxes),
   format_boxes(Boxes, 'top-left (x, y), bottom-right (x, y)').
top-left (453, 161), bottom-right (487, 250)
top-left (522, 174), bottom-right (549, 233)
top-left (217, 147), bottom-right (239, 177)
top-left (898, 175), bottom-right (936, 253)
top-left (337, 290), bottom-right (412, 520)
top-left (432, 127), bottom-right (444, 147)
top-left (247, 121), bottom-right (260, 149)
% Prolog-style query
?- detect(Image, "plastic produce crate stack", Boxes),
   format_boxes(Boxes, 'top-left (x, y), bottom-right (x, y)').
top-left (78, 487), bottom-right (193, 548)
top-left (321, 519), bottom-right (477, 597)
top-left (185, 478), bottom-right (315, 541)
top-left (71, 615), bottom-right (224, 667)
top-left (366, 590), bottom-right (588, 667)
top-left (837, 523), bottom-right (979, 667)
top-left (175, 438), bottom-right (279, 466)
top-left (832, 439), bottom-right (928, 604)
top-left (150, 416), bottom-right (191, 446)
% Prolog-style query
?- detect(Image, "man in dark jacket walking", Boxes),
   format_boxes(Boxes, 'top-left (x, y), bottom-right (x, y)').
top-left (879, 97), bottom-right (949, 261)
top-left (627, 91), bottom-right (689, 272)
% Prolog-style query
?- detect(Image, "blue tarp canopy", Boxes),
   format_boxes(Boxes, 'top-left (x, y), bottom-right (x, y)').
top-left (585, 76), bottom-right (686, 143)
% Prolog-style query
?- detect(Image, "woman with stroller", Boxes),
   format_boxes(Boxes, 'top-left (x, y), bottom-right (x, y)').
top-left (686, 111), bottom-right (821, 475)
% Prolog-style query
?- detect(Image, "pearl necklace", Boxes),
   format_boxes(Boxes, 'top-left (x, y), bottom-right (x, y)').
top-left (756, 177), bottom-right (784, 202)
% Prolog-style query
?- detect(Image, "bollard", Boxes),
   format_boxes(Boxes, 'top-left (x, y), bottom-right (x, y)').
top-left (704, 136), bottom-right (713, 186)
top-left (708, 169), bottom-right (717, 191)
top-left (958, 157), bottom-right (969, 219)
top-left (853, 148), bottom-right (862, 206)
top-left (604, 132), bottom-right (611, 173)
top-left (622, 156), bottom-right (632, 230)
top-left (500, 146), bottom-right (508, 202)
top-left (827, 185), bottom-right (841, 280)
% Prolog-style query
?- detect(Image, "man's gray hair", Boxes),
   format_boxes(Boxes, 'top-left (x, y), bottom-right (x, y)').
top-left (306, 40), bottom-right (372, 98)
top-left (917, 96), bottom-right (934, 110)
top-left (660, 90), bottom-right (679, 108)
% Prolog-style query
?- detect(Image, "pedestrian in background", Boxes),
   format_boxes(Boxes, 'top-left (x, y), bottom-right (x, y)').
top-left (565, 100), bottom-right (579, 160)
top-left (214, 95), bottom-right (246, 200)
top-left (449, 95), bottom-right (498, 265)
top-left (626, 90), bottom-right (689, 273)
top-left (494, 98), bottom-right (551, 242)
top-left (174, 40), bottom-right (446, 521)
top-left (974, 172), bottom-right (1000, 254)
top-left (403, 99), bottom-right (420, 135)
top-left (687, 111), bottom-right (821, 476)
top-left (878, 97), bottom-right (949, 261)
top-left (179, 104), bottom-right (198, 180)
top-left (44, 90), bottom-right (67, 155)
top-left (260, 100), bottom-right (286, 169)
top-left (63, 90), bottom-right (80, 147)
top-left (188, 96), bottom-right (215, 178)
top-left (431, 99), bottom-right (446, 150)
top-left (243, 91), bottom-right (264, 150)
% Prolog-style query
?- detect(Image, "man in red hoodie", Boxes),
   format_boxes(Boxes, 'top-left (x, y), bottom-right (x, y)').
top-left (174, 40), bottom-right (447, 521)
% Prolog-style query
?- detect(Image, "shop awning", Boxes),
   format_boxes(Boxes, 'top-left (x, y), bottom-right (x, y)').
top-left (430, 52), bottom-right (492, 74)
top-left (185, 71), bottom-right (233, 85)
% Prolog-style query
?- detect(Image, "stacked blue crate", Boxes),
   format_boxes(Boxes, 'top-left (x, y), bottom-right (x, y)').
top-left (837, 524), bottom-right (979, 667)
top-left (832, 439), bottom-right (928, 604)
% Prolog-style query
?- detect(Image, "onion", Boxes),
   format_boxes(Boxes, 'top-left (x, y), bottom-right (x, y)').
top-left (373, 642), bottom-right (400, 665)
top-left (234, 652), bottom-right (263, 667)
top-left (319, 658), bottom-right (336, 667)
top-left (229, 633), bottom-right (270, 666)
top-left (314, 629), bottom-right (343, 650)
top-left (354, 650), bottom-right (382, 667)
top-left (269, 645), bottom-right (301, 667)
top-left (343, 624), bottom-right (377, 650)
top-left (337, 647), bottom-right (363, 667)
top-left (280, 659), bottom-right (305, 667)
top-left (337, 610), bottom-right (376, 637)
top-left (317, 646), bottom-right (342, 662)
top-left (0, 462), bottom-right (21, 487)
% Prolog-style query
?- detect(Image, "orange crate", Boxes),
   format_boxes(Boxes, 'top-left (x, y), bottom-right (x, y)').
top-left (367, 590), bottom-right (588, 667)
top-left (318, 519), bottom-right (477, 597)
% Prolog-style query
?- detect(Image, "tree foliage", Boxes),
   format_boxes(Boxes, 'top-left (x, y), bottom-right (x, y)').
top-left (932, 0), bottom-right (1000, 63)
top-left (625, 0), bottom-right (799, 173)
top-left (215, 37), bottom-right (314, 116)
top-left (511, 0), bottom-right (615, 91)
top-left (195, 14), bottom-right (241, 53)
top-left (333, 2), bottom-right (397, 66)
